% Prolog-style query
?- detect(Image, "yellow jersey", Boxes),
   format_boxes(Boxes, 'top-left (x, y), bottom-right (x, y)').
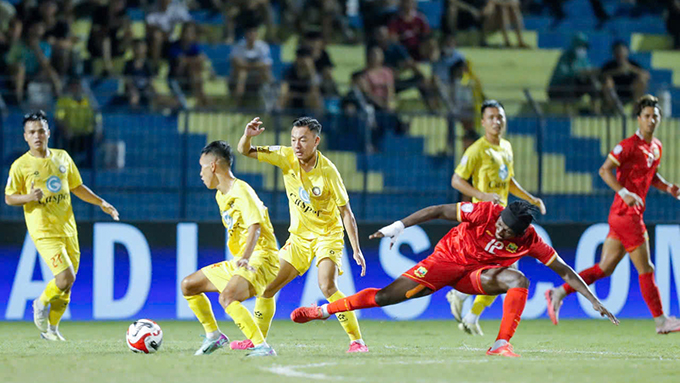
top-left (257, 146), bottom-right (348, 240)
top-left (216, 179), bottom-right (278, 257)
top-left (455, 136), bottom-right (514, 206)
top-left (5, 149), bottom-right (83, 239)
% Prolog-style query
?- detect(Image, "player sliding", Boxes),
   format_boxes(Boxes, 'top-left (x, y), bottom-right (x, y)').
top-left (291, 200), bottom-right (618, 357)
top-left (546, 95), bottom-right (680, 333)
top-left (5, 111), bottom-right (119, 341)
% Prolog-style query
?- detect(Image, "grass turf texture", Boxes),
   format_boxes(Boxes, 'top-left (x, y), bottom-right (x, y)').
top-left (0, 320), bottom-right (677, 383)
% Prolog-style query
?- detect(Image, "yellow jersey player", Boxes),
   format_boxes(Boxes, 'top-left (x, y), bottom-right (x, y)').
top-left (446, 100), bottom-right (546, 335)
top-left (236, 116), bottom-right (369, 353)
top-left (180, 141), bottom-right (280, 357)
top-left (4, 111), bottom-right (119, 341)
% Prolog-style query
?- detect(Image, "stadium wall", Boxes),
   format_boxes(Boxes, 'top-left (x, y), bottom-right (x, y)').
top-left (1, 222), bottom-right (680, 321)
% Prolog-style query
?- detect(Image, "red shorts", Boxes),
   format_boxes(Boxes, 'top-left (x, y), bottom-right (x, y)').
top-left (402, 250), bottom-right (502, 295)
top-left (607, 213), bottom-right (648, 253)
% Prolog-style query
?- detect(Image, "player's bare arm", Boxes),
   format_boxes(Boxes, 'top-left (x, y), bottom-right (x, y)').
top-left (651, 172), bottom-right (680, 200)
top-left (509, 178), bottom-right (546, 214)
top-left (339, 202), bottom-right (366, 277)
top-left (237, 117), bottom-right (266, 159)
top-left (369, 204), bottom-right (459, 248)
top-left (5, 182), bottom-right (43, 206)
top-left (236, 223), bottom-right (261, 272)
top-left (71, 184), bottom-right (119, 221)
top-left (599, 156), bottom-right (644, 208)
top-left (451, 173), bottom-right (501, 204)
top-left (548, 256), bottom-right (619, 325)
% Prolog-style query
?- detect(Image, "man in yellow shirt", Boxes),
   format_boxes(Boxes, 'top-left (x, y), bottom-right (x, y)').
top-left (4, 111), bottom-right (119, 341)
top-left (237, 116), bottom-right (369, 353)
top-left (446, 100), bottom-right (546, 335)
top-left (180, 140), bottom-right (279, 357)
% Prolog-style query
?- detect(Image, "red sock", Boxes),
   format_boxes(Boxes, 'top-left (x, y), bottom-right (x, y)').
top-left (639, 272), bottom-right (664, 318)
top-left (562, 264), bottom-right (606, 295)
top-left (496, 287), bottom-right (528, 342)
top-left (327, 288), bottom-right (379, 315)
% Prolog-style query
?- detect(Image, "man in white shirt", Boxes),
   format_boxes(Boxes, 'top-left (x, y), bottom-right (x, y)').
top-left (229, 24), bottom-right (272, 106)
top-left (146, 0), bottom-right (192, 69)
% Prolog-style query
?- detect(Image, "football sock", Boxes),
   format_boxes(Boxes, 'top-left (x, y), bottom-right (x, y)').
top-left (328, 290), bottom-right (363, 341)
top-left (225, 301), bottom-right (265, 346)
top-left (562, 264), bottom-right (605, 295)
top-left (253, 297), bottom-right (276, 339)
top-left (39, 279), bottom-right (63, 306)
top-left (185, 293), bottom-right (219, 334)
top-left (327, 288), bottom-right (379, 315)
top-left (470, 295), bottom-right (497, 318)
top-left (496, 287), bottom-right (528, 341)
top-left (48, 289), bottom-right (70, 327)
top-left (639, 272), bottom-right (664, 318)
top-left (452, 290), bottom-right (470, 301)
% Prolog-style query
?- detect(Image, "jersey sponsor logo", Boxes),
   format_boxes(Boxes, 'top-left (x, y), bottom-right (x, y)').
top-left (298, 187), bottom-right (311, 203)
top-left (39, 193), bottom-right (69, 205)
top-left (639, 146), bottom-right (656, 168)
top-left (499, 164), bottom-right (509, 180)
top-left (461, 203), bottom-right (473, 213)
top-left (221, 211), bottom-right (234, 230)
top-left (46, 176), bottom-right (62, 193)
top-left (414, 266), bottom-right (428, 278)
top-left (487, 180), bottom-right (508, 190)
top-left (613, 144), bottom-right (623, 155)
top-left (58, 165), bottom-right (67, 174)
top-left (505, 242), bottom-right (518, 253)
top-left (289, 192), bottom-right (322, 217)
top-left (312, 186), bottom-right (321, 196)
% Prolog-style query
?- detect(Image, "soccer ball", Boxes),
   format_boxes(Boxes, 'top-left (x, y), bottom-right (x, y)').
top-left (126, 319), bottom-right (163, 354)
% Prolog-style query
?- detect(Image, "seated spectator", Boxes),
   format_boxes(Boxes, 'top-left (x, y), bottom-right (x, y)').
top-left (0, 13), bottom-right (21, 94)
top-left (601, 41), bottom-right (649, 108)
top-left (55, 77), bottom-right (99, 168)
top-left (224, 0), bottom-right (273, 43)
top-left (146, 0), bottom-right (192, 70)
top-left (360, 0), bottom-right (398, 47)
top-left (373, 25), bottom-right (426, 96)
top-left (431, 35), bottom-right (468, 111)
top-left (87, 0), bottom-right (131, 76)
top-left (546, 0), bottom-right (608, 29)
top-left (122, 39), bottom-right (156, 109)
top-left (229, 23), bottom-right (273, 106)
top-left (167, 22), bottom-right (209, 106)
top-left (300, 0), bottom-right (354, 43)
top-left (279, 46), bottom-right (322, 111)
top-left (667, 0), bottom-right (680, 50)
top-left (301, 31), bottom-right (337, 97)
top-left (442, 0), bottom-right (484, 39)
top-left (481, 0), bottom-right (529, 48)
top-left (388, 0), bottom-right (431, 60)
top-left (6, 20), bottom-right (61, 104)
top-left (548, 33), bottom-right (601, 113)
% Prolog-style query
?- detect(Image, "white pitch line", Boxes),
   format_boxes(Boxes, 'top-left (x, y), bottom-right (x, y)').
top-left (260, 362), bottom-right (343, 380)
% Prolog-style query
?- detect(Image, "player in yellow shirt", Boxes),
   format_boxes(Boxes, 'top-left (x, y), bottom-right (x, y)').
top-left (446, 100), bottom-right (546, 335)
top-left (180, 141), bottom-right (280, 357)
top-left (4, 111), bottom-right (119, 341)
top-left (236, 116), bottom-right (369, 353)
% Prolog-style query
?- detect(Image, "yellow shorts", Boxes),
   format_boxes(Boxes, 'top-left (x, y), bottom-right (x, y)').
top-left (34, 236), bottom-right (81, 276)
top-left (280, 233), bottom-right (344, 275)
top-left (201, 249), bottom-right (279, 296)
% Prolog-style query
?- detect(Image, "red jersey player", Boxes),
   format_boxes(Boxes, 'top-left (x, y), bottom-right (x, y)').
top-left (290, 201), bottom-right (618, 357)
top-left (546, 95), bottom-right (680, 333)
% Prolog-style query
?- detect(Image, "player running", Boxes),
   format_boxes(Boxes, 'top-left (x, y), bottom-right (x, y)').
top-left (236, 116), bottom-right (369, 353)
top-left (5, 111), bottom-right (119, 341)
top-left (290, 200), bottom-right (618, 357)
top-left (546, 95), bottom-right (680, 333)
top-left (446, 99), bottom-right (546, 336)
top-left (181, 141), bottom-right (280, 356)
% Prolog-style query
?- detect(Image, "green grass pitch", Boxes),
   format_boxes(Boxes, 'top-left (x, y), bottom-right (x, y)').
top-left (1, 320), bottom-right (678, 383)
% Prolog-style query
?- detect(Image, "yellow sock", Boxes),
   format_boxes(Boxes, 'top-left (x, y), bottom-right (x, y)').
top-left (185, 294), bottom-right (219, 334)
top-left (39, 279), bottom-right (64, 306)
top-left (254, 297), bottom-right (275, 339)
top-left (471, 295), bottom-right (498, 316)
top-left (328, 290), bottom-right (362, 341)
top-left (48, 290), bottom-right (70, 326)
top-left (225, 301), bottom-right (265, 346)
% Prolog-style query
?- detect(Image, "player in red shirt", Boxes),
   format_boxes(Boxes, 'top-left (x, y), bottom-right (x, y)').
top-left (290, 201), bottom-right (618, 357)
top-left (546, 95), bottom-right (680, 334)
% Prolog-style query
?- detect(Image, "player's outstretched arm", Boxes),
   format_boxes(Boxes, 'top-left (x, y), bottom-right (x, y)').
top-left (236, 223), bottom-right (261, 272)
top-left (509, 178), bottom-right (546, 214)
top-left (237, 117), bottom-right (266, 159)
top-left (548, 256), bottom-right (619, 325)
top-left (451, 173), bottom-right (500, 204)
top-left (599, 156), bottom-right (644, 208)
top-left (369, 204), bottom-right (458, 248)
top-left (339, 202), bottom-right (366, 276)
top-left (652, 172), bottom-right (680, 200)
top-left (71, 184), bottom-right (119, 221)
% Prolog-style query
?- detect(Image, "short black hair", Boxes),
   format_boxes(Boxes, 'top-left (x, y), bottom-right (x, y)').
top-left (481, 99), bottom-right (504, 115)
top-left (505, 200), bottom-right (540, 235)
top-left (612, 40), bottom-right (627, 52)
top-left (23, 110), bottom-right (48, 127)
top-left (292, 116), bottom-right (322, 134)
top-left (201, 140), bottom-right (234, 166)
top-left (296, 46), bottom-right (313, 58)
top-left (634, 94), bottom-right (661, 117)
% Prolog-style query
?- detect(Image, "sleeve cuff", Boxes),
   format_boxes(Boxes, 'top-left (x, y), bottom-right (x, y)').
top-left (544, 252), bottom-right (558, 266)
top-left (608, 154), bottom-right (620, 166)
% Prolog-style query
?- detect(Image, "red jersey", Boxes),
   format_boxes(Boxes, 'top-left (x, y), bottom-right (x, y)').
top-left (388, 11), bottom-right (430, 58)
top-left (608, 132), bottom-right (662, 216)
top-left (434, 202), bottom-right (557, 267)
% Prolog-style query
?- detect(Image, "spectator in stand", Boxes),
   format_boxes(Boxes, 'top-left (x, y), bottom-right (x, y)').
top-left (301, 31), bottom-right (338, 97)
top-left (388, 0), bottom-right (430, 60)
top-left (482, 0), bottom-right (529, 48)
top-left (122, 39), bottom-right (156, 109)
top-left (87, 0), bottom-right (131, 76)
top-left (35, 0), bottom-right (80, 76)
top-left (360, 0), bottom-right (398, 47)
top-left (223, 0), bottom-right (274, 43)
top-left (146, 0), bottom-right (192, 71)
top-left (0, 8), bottom-right (20, 93)
top-left (6, 20), bottom-right (61, 104)
top-left (442, 0), bottom-right (484, 40)
top-left (601, 41), bottom-right (649, 108)
top-left (55, 77), bottom-right (99, 168)
top-left (229, 23), bottom-right (273, 106)
top-left (665, 0), bottom-right (680, 49)
top-left (279, 46), bottom-right (322, 111)
top-left (167, 22), bottom-right (209, 106)
top-left (300, 0), bottom-right (355, 43)
top-left (546, 0), bottom-right (609, 29)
